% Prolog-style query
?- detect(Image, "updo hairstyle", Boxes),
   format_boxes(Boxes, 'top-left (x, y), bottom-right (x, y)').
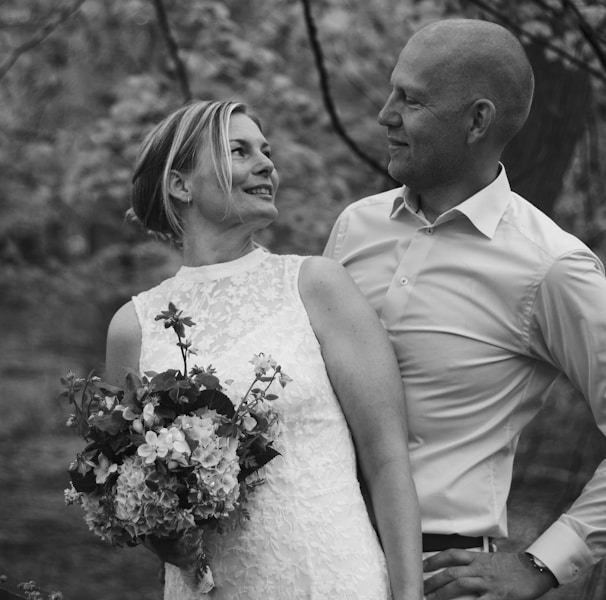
top-left (129, 100), bottom-right (253, 240)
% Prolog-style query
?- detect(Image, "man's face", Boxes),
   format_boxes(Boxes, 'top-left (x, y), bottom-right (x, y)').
top-left (378, 35), bottom-right (469, 192)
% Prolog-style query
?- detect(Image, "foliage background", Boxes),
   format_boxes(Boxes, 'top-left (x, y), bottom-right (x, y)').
top-left (0, 0), bottom-right (605, 597)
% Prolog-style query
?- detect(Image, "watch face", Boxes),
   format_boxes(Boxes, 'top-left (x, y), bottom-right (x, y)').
top-left (526, 553), bottom-right (547, 572)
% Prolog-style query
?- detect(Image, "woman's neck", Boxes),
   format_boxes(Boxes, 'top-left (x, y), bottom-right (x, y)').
top-left (181, 230), bottom-right (256, 267)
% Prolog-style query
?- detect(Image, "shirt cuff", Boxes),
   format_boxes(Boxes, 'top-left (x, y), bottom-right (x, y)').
top-left (526, 520), bottom-right (595, 585)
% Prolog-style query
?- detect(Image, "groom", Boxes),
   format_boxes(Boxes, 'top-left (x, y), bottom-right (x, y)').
top-left (325, 18), bottom-right (606, 600)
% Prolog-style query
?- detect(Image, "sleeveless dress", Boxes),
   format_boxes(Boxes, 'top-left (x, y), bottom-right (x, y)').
top-left (131, 248), bottom-right (391, 600)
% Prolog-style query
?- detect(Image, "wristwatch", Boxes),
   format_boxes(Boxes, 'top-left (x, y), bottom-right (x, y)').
top-left (525, 553), bottom-right (559, 587)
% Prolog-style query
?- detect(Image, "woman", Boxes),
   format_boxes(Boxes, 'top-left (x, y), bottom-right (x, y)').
top-left (105, 100), bottom-right (422, 600)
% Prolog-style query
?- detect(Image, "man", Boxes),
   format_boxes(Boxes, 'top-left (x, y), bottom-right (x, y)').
top-left (324, 18), bottom-right (606, 600)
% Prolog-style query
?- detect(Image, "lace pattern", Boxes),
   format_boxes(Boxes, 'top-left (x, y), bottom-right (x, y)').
top-left (132, 250), bottom-right (390, 599)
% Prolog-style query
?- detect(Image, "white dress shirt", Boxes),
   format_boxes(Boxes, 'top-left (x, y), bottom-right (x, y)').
top-left (324, 166), bottom-right (606, 584)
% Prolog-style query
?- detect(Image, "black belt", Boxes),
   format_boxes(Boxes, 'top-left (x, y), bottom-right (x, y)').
top-left (422, 533), bottom-right (485, 552)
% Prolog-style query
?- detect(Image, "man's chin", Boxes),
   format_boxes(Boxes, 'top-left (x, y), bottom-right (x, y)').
top-left (387, 163), bottom-right (407, 185)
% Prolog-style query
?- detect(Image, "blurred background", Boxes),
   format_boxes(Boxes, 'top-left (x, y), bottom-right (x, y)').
top-left (0, 0), bottom-right (605, 598)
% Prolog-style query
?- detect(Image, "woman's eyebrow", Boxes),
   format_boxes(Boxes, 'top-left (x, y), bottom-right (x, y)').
top-left (229, 137), bottom-right (271, 149)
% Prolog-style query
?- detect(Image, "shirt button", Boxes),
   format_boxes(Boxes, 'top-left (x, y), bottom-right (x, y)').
top-left (400, 276), bottom-right (409, 285)
top-left (426, 228), bottom-right (433, 235)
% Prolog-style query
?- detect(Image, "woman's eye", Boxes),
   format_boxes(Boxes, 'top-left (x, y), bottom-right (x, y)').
top-left (231, 147), bottom-right (245, 156)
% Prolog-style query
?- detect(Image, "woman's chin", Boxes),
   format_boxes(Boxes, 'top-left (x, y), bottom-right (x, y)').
top-left (245, 206), bottom-right (279, 231)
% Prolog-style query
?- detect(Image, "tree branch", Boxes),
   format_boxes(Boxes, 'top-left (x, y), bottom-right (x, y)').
top-left (0, 0), bottom-right (86, 81)
top-left (299, 0), bottom-right (390, 179)
top-left (465, 0), bottom-right (606, 83)
top-left (151, 0), bottom-right (192, 103)
top-left (561, 0), bottom-right (606, 74)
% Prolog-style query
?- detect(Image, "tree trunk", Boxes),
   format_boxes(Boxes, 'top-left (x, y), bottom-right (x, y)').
top-left (502, 43), bottom-right (592, 217)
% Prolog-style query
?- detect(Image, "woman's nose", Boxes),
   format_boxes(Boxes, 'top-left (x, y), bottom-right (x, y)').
top-left (255, 153), bottom-right (274, 176)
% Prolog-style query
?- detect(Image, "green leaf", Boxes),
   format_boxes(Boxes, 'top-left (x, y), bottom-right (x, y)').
top-left (238, 443), bottom-right (280, 481)
top-left (89, 411), bottom-right (125, 435)
top-left (216, 423), bottom-right (238, 437)
top-left (122, 370), bottom-right (142, 412)
top-left (149, 370), bottom-right (181, 391)
top-left (145, 471), bottom-right (161, 491)
top-left (204, 389), bottom-right (235, 418)
top-left (69, 469), bottom-right (97, 493)
top-left (98, 381), bottom-right (124, 395)
top-left (193, 372), bottom-right (222, 390)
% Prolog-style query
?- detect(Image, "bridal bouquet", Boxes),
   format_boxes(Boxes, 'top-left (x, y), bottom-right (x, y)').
top-left (61, 302), bottom-right (289, 593)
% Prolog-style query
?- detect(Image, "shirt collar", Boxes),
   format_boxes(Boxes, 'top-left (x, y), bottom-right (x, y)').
top-left (390, 186), bottom-right (421, 218)
top-left (389, 164), bottom-right (512, 239)
top-left (451, 164), bottom-right (511, 239)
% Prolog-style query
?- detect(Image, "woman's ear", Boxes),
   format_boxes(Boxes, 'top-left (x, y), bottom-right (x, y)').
top-left (168, 170), bottom-right (192, 205)
top-left (467, 99), bottom-right (495, 144)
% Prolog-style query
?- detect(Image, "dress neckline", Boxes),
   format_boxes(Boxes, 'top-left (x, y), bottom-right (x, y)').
top-left (175, 247), bottom-right (270, 283)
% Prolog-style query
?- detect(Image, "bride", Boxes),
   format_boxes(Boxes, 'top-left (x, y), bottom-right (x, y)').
top-left (105, 100), bottom-right (423, 600)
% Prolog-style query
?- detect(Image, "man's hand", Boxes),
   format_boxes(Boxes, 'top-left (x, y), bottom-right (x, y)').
top-left (423, 550), bottom-right (558, 600)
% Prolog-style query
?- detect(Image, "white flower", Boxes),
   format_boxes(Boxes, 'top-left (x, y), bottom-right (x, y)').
top-left (63, 484), bottom-right (80, 505)
top-left (94, 453), bottom-right (118, 484)
top-left (165, 426), bottom-right (191, 456)
top-left (175, 414), bottom-right (215, 445)
top-left (142, 402), bottom-right (157, 426)
top-left (137, 430), bottom-right (170, 463)
top-left (241, 415), bottom-right (257, 432)
top-left (249, 353), bottom-right (277, 376)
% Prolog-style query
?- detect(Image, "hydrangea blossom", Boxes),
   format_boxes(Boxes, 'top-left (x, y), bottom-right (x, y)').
top-left (61, 304), bottom-right (289, 594)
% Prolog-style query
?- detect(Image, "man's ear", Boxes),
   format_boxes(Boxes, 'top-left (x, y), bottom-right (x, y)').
top-left (467, 99), bottom-right (495, 144)
top-left (168, 170), bottom-right (192, 204)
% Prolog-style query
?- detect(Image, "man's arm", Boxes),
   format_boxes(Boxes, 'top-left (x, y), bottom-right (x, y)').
top-left (524, 251), bottom-right (606, 580)
top-left (424, 250), bottom-right (606, 599)
top-left (322, 210), bottom-right (347, 260)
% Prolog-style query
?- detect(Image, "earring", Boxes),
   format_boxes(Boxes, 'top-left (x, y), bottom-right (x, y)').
top-left (186, 193), bottom-right (192, 205)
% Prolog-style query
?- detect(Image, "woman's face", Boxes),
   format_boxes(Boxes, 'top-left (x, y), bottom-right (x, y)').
top-left (190, 112), bottom-right (279, 231)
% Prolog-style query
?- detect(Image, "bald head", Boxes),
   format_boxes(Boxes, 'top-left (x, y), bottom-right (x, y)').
top-left (405, 19), bottom-right (535, 146)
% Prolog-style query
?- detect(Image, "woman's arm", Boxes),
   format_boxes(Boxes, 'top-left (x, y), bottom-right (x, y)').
top-left (105, 300), bottom-right (141, 385)
top-left (106, 301), bottom-right (199, 568)
top-left (299, 256), bottom-right (423, 600)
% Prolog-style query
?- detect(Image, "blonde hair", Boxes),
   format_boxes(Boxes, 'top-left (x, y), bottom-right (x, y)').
top-left (129, 100), bottom-right (254, 239)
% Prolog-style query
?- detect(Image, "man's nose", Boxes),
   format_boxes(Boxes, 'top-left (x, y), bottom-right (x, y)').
top-left (378, 97), bottom-right (401, 128)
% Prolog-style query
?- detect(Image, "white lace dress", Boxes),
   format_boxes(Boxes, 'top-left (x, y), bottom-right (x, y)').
top-left (131, 248), bottom-right (391, 600)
